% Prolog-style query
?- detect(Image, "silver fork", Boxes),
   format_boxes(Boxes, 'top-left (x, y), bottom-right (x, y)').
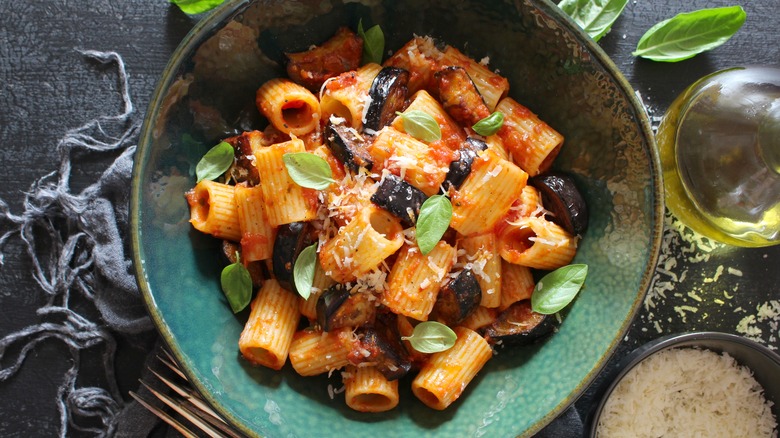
top-left (129, 350), bottom-right (245, 438)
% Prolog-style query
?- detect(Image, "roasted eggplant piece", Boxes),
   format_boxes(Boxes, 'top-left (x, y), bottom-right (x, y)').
top-left (529, 172), bottom-right (589, 236)
top-left (284, 27), bottom-right (363, 91)
top-left (325, 121), bottom-right (373, 172)
top-left (444, 137), bottom-right (488, 190)
top-left (316, 285), bottom-right (376, 331)
top-left (433, 269), bottom-right (482, 325)
top-left (364, 67), bottom-right (410, 132)
top-left (226, 130), bottom-right (264, 185)
top-left (370, 173), bottom-right (428, 228)
top-left (482, 300), bottom-right (557, 346)
top-left (272, 221), bottom-right (311, 293)
top-left (434, 66), bottom-right (491, 127)
top-left (350, 327), bottom-right (411, 380)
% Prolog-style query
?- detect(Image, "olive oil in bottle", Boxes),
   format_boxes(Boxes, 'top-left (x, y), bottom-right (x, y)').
top-left (656, 66), bottom-right (780, 247)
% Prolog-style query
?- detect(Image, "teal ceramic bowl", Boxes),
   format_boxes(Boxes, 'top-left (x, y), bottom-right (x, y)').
top-left (130, 0), bottom-right (662, 436)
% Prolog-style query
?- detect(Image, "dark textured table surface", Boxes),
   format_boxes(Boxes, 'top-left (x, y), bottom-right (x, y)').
top-left (1, 1), bottom-right (778, 436)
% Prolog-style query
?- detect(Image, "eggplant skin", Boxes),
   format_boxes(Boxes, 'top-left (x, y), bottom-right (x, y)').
top-left (285, 27), bottom-right (363, 91)
top-left (433, 269), bottom-right (482, 325)
top-left (443, 137), bottom-right (487, 191)
top-left (434, 66), bottom-right (491, 127)
top-left (482, 300), bottom-right (557, 346)
top-left (350, 327), bottom-right (411, 381)
top-left (316, 286), bottom-right (376, 332)
top-left (529, 172), bottom-right (589, 236)
top-left (224, 130), bottom-right (265, 185)
top-left (272, 221), bottom-right (310, 293)
top-left (325, 121), bottom-right (373, 172)
top-left (370, 173), bottom-right (427, 228)
top-left (364, 67), bottom-right (410, 132)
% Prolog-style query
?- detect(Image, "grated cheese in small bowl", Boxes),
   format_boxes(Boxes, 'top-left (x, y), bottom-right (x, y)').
top-left (590, 332), bottom-right (780, 438)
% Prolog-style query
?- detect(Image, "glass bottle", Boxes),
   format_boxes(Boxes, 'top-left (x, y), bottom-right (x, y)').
top-left (656, 66), bottom-right (780, 247)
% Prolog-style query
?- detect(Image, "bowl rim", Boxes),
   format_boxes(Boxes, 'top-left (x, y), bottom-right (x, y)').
top-left (586, 331), bottom-right (780, 437)
top-left (129, 0), bottom-right (664, 436)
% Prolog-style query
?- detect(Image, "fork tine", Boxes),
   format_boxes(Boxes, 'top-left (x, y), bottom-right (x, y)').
top-left (176, 396), bottom-right (246, 438)
top-left (149, 369), bottom-right (245, 438)
top-left (129, 390), bottom-right (199, 438)
top-left (150, 370), bottom-right (229, 425)
top-left (138, 380), bottom-right (230, 438)
top-left (157, 352), bottom-right (188, 381)
top-left (149, 369), bottom-right (213, 414)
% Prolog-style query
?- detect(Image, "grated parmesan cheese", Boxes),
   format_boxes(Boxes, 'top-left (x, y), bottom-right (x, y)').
top-left (597, 348), bottom-right (778, 437)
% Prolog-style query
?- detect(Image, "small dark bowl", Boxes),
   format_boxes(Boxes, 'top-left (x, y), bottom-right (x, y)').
top-left (588, 331), bottom-right (780, 437)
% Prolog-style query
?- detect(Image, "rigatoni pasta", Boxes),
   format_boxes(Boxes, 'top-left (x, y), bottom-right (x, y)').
top-left (256, 78), bottom-right (321, 136)
top-left (343, 365), bottom-right (399, 412)
top-left (383, 241), bottom-right (457, 321)
top-left (496, 97), bottom-right (564, 176)
top-left (238, 279), bottom-right (299, 370)
top-left (184, 30), bottom-right (588, 414)
top-left (450, 148), bottom-right (528, 236)
top-left (411, 326), bottom-right (493, 410)
top-left (234, 183), bottom-right (275, 262)
top-left (253, 137), bottom-right (319, 226)
top-left (185, 180), bottom-right (242, 242)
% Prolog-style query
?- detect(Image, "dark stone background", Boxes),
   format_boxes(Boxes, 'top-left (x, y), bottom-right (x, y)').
top-left (1, 0), bottom-right (778, 436)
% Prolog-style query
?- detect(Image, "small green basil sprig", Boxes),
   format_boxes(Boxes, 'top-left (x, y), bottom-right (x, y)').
top-left (472, 111), bottom-right (504, 136)
top-left (358, 19), bottom-right (385, 65)
top-left (402, 321), bottom-right (457, 353)
top-left (557, 0), bottom-right (629, 42)
top-left (292, 244), bottom-right (318, 300)
top-left (170, 0), bottom-right (226, 15)
top-left (633, 6), bottom-right (746, 62)
top-left (221, 252), bottom-right (253, 313)
top-left (531, 264), bottom-right (588, 314)
top-left (396, 110), bottom-right (442, 143)
top-left (195, 141), bottom-right (233, 182)
top-left (415, 195), bottom-right (452, 255)
top-left (283, 152), bottom-right (336, 190)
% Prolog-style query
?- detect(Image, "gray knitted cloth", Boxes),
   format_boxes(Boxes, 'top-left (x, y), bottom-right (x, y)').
top-left (0, 50), bottom-right (163, 437)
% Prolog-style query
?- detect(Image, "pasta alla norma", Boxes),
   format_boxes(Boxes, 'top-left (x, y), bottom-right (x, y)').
top-left (185, 27), bottom-right (588, 412)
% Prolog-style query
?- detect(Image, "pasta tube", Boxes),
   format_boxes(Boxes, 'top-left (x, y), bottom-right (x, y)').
top-left (450, 149), bottom-right (527, 236)
top-left (238, 279), bottom-right (300, 370)
top-left (496, 97), bottom-right (564, 177)
top-left (319, 205), bottom-right (404, 283)
top-left (498, 216), bottom-right (577, 270)
top-left (256, 78), bottom-right (321, 136)
top-left (343, 365), bottom-right (399, 412)
top-left (253, 138), bottom-right (319, 226)
top-left (411, 326), bottom-right (492, 410)
top-left (185, 180), bottom-right (241, 242)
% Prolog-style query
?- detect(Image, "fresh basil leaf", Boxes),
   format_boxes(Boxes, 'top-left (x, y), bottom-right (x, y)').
top-left (293, 244), bottom-right (317, 300)
top-left (531, 264), bottom-right (588, 315)
top-left (396, 110), bottom-right (442, 142)
top-left (282, 152), bottom-right (336, 190)
top-left (472, 111), bottom-right (505, 136)
top-left (416, 195), bottom-right (452, 255)
top-left (170, 0), bottom-right (226, 15)
top-left (401, 321), bottom-right (457, 353)
top-left (558, 0), bottom-right (629, 42)
top-left (358, 19), bottom-right (385, 65)
top-left (633, 6), bottom-right (746, 62)
top-left (196, 141), bottom-right (234, 183)
top-left (220, 253), bottom-right (252, 313)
